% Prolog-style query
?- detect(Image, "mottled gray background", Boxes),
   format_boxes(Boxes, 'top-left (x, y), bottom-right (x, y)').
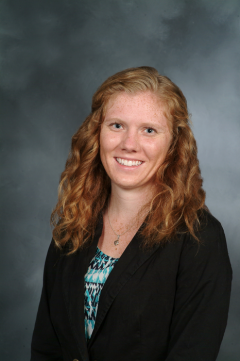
top-left (1, 0), bottom-right (239, 360)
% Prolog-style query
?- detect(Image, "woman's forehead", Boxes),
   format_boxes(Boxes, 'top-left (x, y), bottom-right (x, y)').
top-left (105, 91), bottom-right (166, 113)
top-left (104, 91), bottom-right (172, 129)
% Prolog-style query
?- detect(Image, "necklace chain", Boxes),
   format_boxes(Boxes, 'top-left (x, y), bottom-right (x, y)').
top-left (107, 206), bottom-right (139, 246)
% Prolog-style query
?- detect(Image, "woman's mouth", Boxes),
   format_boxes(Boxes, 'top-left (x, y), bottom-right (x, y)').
top-left (116, 157), bottom-right (143, 167)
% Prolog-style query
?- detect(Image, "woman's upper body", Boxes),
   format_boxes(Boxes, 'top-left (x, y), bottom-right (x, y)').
top-left (31, 210), bottom-right (232, 361)
top-left (31, 66), bottom-right (232, 360)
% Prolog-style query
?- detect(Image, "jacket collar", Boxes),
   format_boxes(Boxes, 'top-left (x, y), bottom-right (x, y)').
top-left (62, 215), bottom-right (160, 360)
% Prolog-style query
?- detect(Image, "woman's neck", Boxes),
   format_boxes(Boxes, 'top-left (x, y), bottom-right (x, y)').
top-left (107, 183), bottom-right (154, 222)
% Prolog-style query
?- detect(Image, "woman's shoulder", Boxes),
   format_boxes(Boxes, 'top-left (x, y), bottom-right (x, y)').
top-left (46, 239), bottom-right (64, 262)
top-left (43, 239), bottom-right (70, 281)
top-left (47, 238), bottom-right (73, 259)
top-left (179, 209), bottom-right (232, 275)
top-left (195, 208), bottom-right (225, 240)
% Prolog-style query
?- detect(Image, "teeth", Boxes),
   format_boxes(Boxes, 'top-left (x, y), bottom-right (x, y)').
top-left (116, 158), bottom-right (143, 166)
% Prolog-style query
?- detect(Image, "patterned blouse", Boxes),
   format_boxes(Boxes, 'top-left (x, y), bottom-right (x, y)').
top-left (84, 246), bottom-right (119, 341)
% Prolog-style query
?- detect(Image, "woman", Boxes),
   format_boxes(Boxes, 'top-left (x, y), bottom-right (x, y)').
top-left (31, 66), bottom-right (232, 361)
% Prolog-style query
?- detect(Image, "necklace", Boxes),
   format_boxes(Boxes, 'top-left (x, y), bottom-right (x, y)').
top-left (107, 206), bottom-right (140, 246)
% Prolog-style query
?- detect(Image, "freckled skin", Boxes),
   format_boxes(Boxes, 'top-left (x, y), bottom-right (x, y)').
top-left (100, 91), bottom-right (172, 194)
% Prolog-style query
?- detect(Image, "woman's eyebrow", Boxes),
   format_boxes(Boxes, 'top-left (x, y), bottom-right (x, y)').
top-left (139, 122), bottom-right (168, 130)
top-left (104, 118), bottom-right (167, 129)
top-left (104, 117), bottom-right (122, 123)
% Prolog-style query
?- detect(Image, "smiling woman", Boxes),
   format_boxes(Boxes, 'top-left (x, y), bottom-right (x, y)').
top-left (31, 67), bottom-right (232, 361)
top-left (50, 67), bottom-right (206, 254)
top-left (100, 92), bottom-right (172, 193)
top-left (98, 91), bottom-right (173, 258)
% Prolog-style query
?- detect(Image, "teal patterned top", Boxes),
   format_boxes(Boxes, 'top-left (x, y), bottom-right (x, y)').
top-left (84, 246), bottom-right (119, 341)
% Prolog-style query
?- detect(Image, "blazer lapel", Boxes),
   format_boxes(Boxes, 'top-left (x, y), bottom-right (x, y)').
top-left (62, 217), bottom-right (103, 361)
top-left (87, 223), bottom-right (160, 350)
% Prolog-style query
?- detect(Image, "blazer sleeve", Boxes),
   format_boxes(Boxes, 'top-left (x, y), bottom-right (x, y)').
top-left (165, 215), bottom-right (232, 361)
top-left (31, 240), bottom-right (63, 361)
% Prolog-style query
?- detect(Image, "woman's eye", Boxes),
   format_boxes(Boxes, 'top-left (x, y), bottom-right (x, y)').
top-left (145, 128), bottom-right (155, 134)
top-left (112, 123), bottom-right (122, 129)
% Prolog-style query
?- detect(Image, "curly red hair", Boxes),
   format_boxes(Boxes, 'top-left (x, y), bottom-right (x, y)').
top-left (51, 66), bottom-right (206, 253)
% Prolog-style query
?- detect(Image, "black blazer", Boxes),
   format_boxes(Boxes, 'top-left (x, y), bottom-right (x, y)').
top-left (31, 211), bottom-right (232, 361)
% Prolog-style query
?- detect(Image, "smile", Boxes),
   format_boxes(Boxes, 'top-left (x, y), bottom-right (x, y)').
top-left (116, 158), bottom-right (143, 167)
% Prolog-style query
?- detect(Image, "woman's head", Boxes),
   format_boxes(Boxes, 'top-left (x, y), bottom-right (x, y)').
top-left (99, 90), bottom-right (172, 193)
top-left (89, 67), bottom-right (192, 188)
top-left (51, 67), bottom-right (206, 252)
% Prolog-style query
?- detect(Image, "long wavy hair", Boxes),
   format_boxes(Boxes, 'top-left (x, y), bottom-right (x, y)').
top-left (51, 66), bottom-right (206, 253)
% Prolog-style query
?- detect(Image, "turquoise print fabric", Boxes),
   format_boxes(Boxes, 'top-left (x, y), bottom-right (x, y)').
top-left (84, 246), bottom-right (119, 341)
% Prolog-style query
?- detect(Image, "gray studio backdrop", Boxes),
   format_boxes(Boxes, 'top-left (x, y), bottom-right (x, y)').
top-left (1, 0), bottom-right (239, 360)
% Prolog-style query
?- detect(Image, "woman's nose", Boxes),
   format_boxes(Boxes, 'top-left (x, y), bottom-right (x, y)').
top-left (121, 130), bottom-right (139, 152)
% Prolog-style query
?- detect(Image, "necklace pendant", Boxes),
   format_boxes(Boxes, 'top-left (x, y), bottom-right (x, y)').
top-left (114, 235), bottom-right (120, 246)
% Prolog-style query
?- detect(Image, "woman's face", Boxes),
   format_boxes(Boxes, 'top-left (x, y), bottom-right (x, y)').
top-left (100, 91), bottom-right (172, 193)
